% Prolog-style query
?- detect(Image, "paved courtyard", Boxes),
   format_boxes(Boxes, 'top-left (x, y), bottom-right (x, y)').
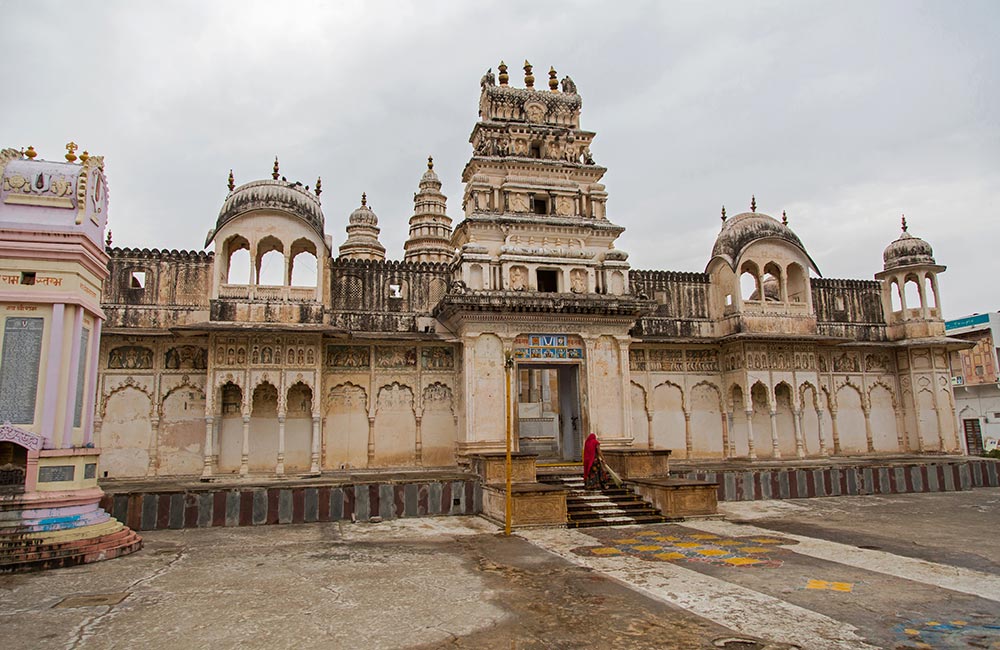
top-left (2, 489), bottom-right (998, 650)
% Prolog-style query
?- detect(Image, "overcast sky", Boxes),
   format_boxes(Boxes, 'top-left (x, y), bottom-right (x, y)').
top-left (4, 0), bottom-right (997, 318)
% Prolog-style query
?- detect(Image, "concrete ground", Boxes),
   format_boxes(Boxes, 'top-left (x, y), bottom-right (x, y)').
top-left (1, 490), bottom-right (998, 650)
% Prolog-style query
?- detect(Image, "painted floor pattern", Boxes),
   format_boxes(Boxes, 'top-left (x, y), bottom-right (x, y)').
top-left (519, 523), bottom-right (1000, 650)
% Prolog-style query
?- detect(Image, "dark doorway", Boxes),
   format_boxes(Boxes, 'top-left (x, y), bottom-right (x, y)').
top-left (963, 418), bottom-right (983, 456)
top-left (0, 442), bottom-right (27, 493)
top-left (516, 364), bottom-right (582, 461)
top-left (537, 269), bottom-right (559, 293)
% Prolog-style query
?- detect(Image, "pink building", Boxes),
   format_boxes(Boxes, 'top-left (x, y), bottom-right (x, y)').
top-left (0, 145), bottom-right (140, 572)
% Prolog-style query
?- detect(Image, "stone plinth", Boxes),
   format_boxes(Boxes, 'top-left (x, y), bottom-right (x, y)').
top-left (469, 452), bottom-right (538, 485)
top-left (628, 478), bottom-right (718, 517)
top-left (602, 449), bottom-right (672, 479)
top-left (480, 483), bottom-right (567, 528)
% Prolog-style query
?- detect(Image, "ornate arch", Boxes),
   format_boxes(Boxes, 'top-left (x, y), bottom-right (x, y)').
top-left (749, 379), bottom-right (770, 409)
top-left (324, 381), bottom-right (369, 413)
top-left (690, 380), bottom-right (723, 411)
top-left (158, 377), bottom-right (206, 419)
top-left (422, 382), bottom-right (455, 416)
top-left (100, 376), bottom-right (155, 419)
top-left (866, 379), bottom-right (898, 409)
top-left (630, 380), bottom-right (649, 415)
top-left (798, 381), bottom-right (819, 410)
top-left (653, 379), bottom-right (686, 412)
top-left (773, 380), bottom-right (797, 410)
top-left (375, 382), bottom-right (415, 416)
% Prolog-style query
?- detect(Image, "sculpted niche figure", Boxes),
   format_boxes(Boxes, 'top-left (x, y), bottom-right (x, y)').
top-left (480, 68), bottom-right (495, 88)
top-left (560, 75), bottom-right (577, 94)
top-left (509, 266), bottom-right (526, 291)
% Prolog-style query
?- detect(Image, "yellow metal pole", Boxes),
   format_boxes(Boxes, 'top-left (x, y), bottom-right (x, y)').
top-left (504, 353), bottom-right (513, 536)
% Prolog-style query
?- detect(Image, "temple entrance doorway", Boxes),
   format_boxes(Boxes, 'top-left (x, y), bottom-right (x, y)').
top-left (516, 364), bottom-right (582, 462)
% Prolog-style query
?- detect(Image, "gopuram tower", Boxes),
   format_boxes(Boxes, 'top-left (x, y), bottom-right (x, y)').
top-left (437, 61), bottom-right (653, 460)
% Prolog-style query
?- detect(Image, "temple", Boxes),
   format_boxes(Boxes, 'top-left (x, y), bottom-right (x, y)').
top-left (0, 63), bottom-right (974, 531)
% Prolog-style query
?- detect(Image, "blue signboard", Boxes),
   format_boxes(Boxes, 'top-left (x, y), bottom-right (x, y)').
top-left (945, 313), bottom-right (990, 331)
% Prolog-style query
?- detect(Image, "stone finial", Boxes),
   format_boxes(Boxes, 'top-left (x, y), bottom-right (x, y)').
top-left (721, 205), bottom-right (727, 222)
top-left (315, 176), bottom-right (322, 197)
top-left (750, 195), bottom-right (757, 212)
top-left (228, 169), bottom-right (235, 192)
top-left (427, 155), bottom-right (434, 171)
top-left (524, 60), bottom-right (534, 89)
top-left (65, 142), bottom-right (78, 163)
top-left (549, 66), bottom-right (558, 92)
top-left (901, 214), bottom-right (908, 232)
top-left (272, 156), bottom-right (280, 180)
top-left (498, 61), bottom-right (509, 86)
top-left (79, 150), bottom-right (90, 164)
top-left (105, 229), bottom-right (112, 247)
top-left (782, 210), bottom-right (788, 226)
top-left (25, 146), bottom-right (37, 159)
top-left (361, 192), bottom-right (367, 207)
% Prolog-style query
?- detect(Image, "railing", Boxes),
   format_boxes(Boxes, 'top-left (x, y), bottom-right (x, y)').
top-left (218, 284), bottom-right (318, 302)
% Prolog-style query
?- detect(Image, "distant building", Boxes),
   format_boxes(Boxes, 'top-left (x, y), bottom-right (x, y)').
top-left (946, 312), bottom-right (1000, 455)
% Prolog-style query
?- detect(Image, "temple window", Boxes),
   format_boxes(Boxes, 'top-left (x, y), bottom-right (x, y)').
top-left (130, 270), bottom-right (146, 289)
top-left (530, 194), bottom-right (548, 215)
top-left (389, 283), bottom-right (402, 299)
top-left (20, 272), bottom-right (35, 286)
top-left (530, 143), bottom-right (542, 158)
top-left (537, 269), bottom-right (559, 293)
top-left (890, 280), bottom-right (902, 312)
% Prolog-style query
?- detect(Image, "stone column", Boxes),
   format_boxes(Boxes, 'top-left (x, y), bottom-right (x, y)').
top-left (646, 413), bottom-right (654, 449)
top-left (769, 410), bottom-right (781, 459)
top-left (201, 416), bottom-right (214, 479)
top-left (240, 415), bottom-right (251, 476)
top-left (830, 409), bottom-right (841, 454)
top-left (893, 408), bottom-right (906, 452)
top-left (745, 409), bottom-right (757, 460)
top-left (726, 411), bottom-right (735, 458)
top-left (721, 411), bottom-right (731, 459)
top-left (149, 416), bottom-right (161, 476)
top-left (367, 417), bottom-right (376, 467)
top-left (41, 303), bottom-right (66, 444)
top-left (62, 306), bottom-right (85, 448)
top-left (276, 414), bottom-right (286, 476)
top-left (817, 409), bottom-right (828, 457)
top-left (792, 408), bottom-right (805, 458)
top-left (82, 319), bottom-right (102, 445)
top-left (414, 414), bottom-right (423, 466)
top-left (212, 417), bottom-right (221, 468)
top-left (310, 416), bottom-right (321, 474)
top-left (684, 411), bottom-right (692, 458)
top-left (863, 407), bottom-right (875, 452)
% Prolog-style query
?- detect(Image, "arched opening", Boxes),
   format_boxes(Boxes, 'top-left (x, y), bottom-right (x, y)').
top-left (256, 236), bottom-right (285, 286)
top-left (217, 382), bottom-right (244, 473)
top-left (924, 274), bottom-right (937, 309)
top-left (890, 279), bottom-right (902, 312)
top-left (739, 261), bottom-right (760, 302)
top-left (249, 382), bottom-right (279, 471)
top-left (773, 383), bottom-right (797, 456)
top-left (284, 382), bottom-right (314, 471)
top-left (224, 235), bottom-right (251, 285)
top-left (761, 262), bottom-right (783, 302)
top-left (904, 275), bottom-right (921, 311)
top-left (289, 238), bottom-right (318, 287)
top-left (0, 441), bottom-right (28, 493)
top-left (786, 263), bottom-right (808, 304)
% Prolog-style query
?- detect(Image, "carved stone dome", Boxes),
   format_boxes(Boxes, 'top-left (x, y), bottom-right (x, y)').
top-left (883, 221), bottom-right (935, 271)
top-left (349, 201), bottom-right (378, 227)
top-left (217, 179), bottom-right (324, 238)
top-left (709, 210), bottom-right (819, 273)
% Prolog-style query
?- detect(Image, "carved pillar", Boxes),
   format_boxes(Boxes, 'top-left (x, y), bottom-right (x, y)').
top-left (646, 413), bottom-right (654, 449)
top-left (792, 408), bottom-right (805, 459)
top-left (683, 411), bottom-right (692, 458)
top-left (817, 409), bottom-right (828, 457)
top-left (830, 409), bottom-right (841, 454)
top-left (310, 415), bottom-right (321, 474)
top-left (894, 408), bottom-right (906, 452)
top-left (149, 416), bottom-right (161, 476)
top-left (769, 410), bottom-right (781, 459)
top-left (367, 417), bottom-right (376, 467)
top-left (726, 411), bottom-right (735, 458)
top-left (240, 415), bottom-right (250, 476)
top-left (276, 414), bottom-right (286, 476)
top-left (745, 410), bottom-right (757, 460)
top-left (933, 402), bottom-right (946, 451)
top-left (212, 417), bottom-right (220, 468)
top-left (862, 407), bottom-right (875, 453)
top-left (202, 416), bottom-right (214, 479)
top-left (415, 414), bottom-right (423, 466)
top-left (721, 411), bottom-right (731, 459)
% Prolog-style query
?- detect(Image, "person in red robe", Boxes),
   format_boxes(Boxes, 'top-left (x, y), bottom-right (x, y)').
top-left (583, 433), bottom-right (610, 490)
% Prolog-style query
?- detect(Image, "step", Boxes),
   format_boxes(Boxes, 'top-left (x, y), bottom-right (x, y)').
top-left (0, 532), bottom-right (142, 571)
top-left (568, 514), bottom-right (674, 528)
top-left (0, 529), bottom-right (139, 565)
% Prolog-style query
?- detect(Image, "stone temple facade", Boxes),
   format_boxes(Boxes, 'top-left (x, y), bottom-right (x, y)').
top-left (50, 62), bottom-right (966, 481)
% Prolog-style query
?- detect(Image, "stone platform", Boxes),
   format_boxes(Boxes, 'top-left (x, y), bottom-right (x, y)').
top-left (670, 455), bottom-right (1000, 502)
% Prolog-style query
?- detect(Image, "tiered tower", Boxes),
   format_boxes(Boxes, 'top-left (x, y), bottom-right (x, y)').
top-left (338, 193), bottom-right (386, 261)
top-left (403, 157), bottom-right (453, 264)
top-left (450, 61), bottom-right (631, 294)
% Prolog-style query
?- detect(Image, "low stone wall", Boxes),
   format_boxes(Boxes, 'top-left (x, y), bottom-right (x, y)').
top-left (671, 458), bottom-right (1000, 502)
top-left (480, 483), bottom-right (567, 528)
top-left (99, 478), bottom-right (481, 531)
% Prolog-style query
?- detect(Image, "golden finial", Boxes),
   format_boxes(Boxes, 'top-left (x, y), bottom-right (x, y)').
top-left (315, 176), bottom-right (322, 197)
top-left (25, 146), bottom-right (37, 159)
top-left (65, 142), bottom-right (78, 163)
top-left (782, 210), bottom-right (788, 226)
top-left (79, 150), bottom-right (90, 164)
top-left (498, 61), bottom-right (509, 86)
top-left (750, 195), bottom-right (757, 212)
top-left (228, 169), bottom-right (235, 192)
top-left (272, 156), bottom-right (280, 180)
top-left (427, 155), bottom-right (434, 170)
top-left (523, 60), bottom-right (534, 88)
top-left (549, 66), bottom-right (558, 92)
top-left (361, 192), bottom-right (367, 207)
top-left (721, 205), bottom-right (727, 222)
top-left (901, 214), bottom-right (908, 232)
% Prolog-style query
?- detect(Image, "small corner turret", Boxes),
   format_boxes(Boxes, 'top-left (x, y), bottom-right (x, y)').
top-left (875, 216), bottom-right (946, 340)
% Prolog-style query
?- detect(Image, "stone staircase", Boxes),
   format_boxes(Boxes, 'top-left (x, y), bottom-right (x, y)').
top-left (0, 521), bottom-right (143, 573)
top-left (538, 471), bottom-right (674, 528)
